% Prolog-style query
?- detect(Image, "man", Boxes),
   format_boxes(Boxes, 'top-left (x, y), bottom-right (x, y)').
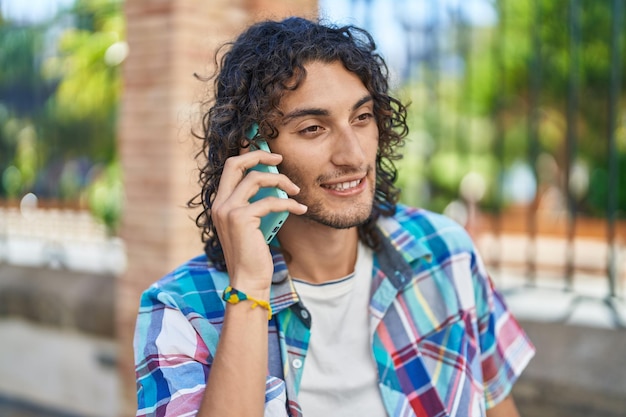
top-left (134, 17), bottom-right (534, 417)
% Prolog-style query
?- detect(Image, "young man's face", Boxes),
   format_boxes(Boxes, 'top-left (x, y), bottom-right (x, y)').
top-left (270, 60), bottom-right (379, 229)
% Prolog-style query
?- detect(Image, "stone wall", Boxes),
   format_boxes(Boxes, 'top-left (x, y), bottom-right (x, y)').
top-left (513, 320), bottom-right (626, 417)
top-left (0, 264), bottom-right (114, 338)
top-left (0, 265), bottom-right (118, 416)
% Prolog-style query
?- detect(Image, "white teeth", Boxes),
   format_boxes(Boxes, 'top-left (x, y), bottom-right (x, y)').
top-left (327, 179), bottom-right (360, 191)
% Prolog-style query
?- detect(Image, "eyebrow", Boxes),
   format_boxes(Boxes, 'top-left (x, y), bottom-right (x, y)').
top-left (353, 95), bottom-right (374, 111)
top-left (281, 94), bottom-right (374, 125)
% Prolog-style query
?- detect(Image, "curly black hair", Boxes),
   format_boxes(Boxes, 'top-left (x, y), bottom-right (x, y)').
top-left (189, 16), bottom-right (409, 271)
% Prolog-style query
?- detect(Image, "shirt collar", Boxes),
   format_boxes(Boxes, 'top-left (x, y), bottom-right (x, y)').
top-left (269, 248), bottom-right (300, 315)
top-left (375, 208), bottom-right (433, 265)
top-left (267, 207), bottom-right (434, 313)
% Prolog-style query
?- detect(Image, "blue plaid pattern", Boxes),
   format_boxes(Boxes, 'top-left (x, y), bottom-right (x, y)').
top-left (134, 205), bottom-right (534, 416)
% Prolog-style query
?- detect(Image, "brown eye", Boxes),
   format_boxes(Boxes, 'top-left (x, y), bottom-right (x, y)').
top-left (356, 113), bottom-right (373, 122)
top-left (299, 125), bottom-right (322, 135)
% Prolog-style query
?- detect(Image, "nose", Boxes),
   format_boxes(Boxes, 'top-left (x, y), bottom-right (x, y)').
top-left (330, 125), bottom-right (367, 167)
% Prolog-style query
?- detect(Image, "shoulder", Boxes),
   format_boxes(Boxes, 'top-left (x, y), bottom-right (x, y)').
top-left (389, 204), bottom-right (474, 250)
top-left (139, 254), bottom-right (229, 316)
top-left (392, 204), bottom-right (462, 229)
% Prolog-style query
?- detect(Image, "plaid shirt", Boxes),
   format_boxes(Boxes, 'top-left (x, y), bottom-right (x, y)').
top-left (134, 205), bottom-right (534, 416)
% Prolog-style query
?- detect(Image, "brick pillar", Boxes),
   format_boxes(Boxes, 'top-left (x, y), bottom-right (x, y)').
top-left (117, 1), bottom-right (317, 416)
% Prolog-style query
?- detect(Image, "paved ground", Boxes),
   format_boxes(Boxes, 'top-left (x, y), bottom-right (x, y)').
top-left (0, 319), bottom-right (119, 417)
top-left (496, 270), bottom-right (626, 417)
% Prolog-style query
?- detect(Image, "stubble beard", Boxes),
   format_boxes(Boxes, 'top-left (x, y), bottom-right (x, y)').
top-left (301, 198), bottom-right (374, 229)
top-left (281, 163), bottom-right (376, 229)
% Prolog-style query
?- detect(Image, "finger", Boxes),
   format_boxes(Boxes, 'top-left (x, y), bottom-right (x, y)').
top-left (230, 170), bottom-right (300, 203)
top-left (213, 197), bottom-right (306, 246)
top-left (239, 196), bottom-right (308, 219)
top-left (214, 151), bottom-right (283, 205)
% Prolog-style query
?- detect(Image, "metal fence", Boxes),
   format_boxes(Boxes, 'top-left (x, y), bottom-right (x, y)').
top-left (335, 0), bottom-right (625, 308)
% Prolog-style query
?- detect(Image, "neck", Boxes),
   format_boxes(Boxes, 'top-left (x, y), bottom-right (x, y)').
top-left (277, 217), bottom-right (360, 284)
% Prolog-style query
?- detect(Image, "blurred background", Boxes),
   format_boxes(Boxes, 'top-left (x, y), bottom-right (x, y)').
top-left (0, 0), bottom-right (624, 416)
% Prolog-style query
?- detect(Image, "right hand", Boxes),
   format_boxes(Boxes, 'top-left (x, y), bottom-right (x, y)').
top-left (211, 150), bottom-right (307, 298)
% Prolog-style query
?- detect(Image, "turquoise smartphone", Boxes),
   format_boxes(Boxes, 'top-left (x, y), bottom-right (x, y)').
top-left (246, 124), bottom-right (289, 244)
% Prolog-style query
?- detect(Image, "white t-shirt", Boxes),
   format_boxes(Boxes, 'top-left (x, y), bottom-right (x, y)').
top-left (291, 242), bottom-right (388, 417)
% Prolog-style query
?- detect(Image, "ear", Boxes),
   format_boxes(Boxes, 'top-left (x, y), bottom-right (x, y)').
top-left (239, 144), bottom-right (251, 156)
top-left (238, 122), bottom-right (258, 155)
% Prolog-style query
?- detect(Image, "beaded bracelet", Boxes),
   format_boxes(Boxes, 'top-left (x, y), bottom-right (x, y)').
top-left (222, 285), bottom-right (272, 320)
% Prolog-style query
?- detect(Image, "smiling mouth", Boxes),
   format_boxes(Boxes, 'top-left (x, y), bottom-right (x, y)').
top-left (322, 178), bottom-right (363, 191)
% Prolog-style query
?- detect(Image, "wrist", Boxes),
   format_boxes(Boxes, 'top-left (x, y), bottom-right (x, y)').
top-left (228, 276), bottom-right (271, 301)
top-left (222, 285), bottom-right (272, 320)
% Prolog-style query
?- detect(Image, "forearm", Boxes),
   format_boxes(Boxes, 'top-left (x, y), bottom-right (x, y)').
top-left (198, 148), bottom-right (305, 416)
top-left (199, 298), bottom-right (270, 417)
top-left (486, 394), bottom-right (520, 417)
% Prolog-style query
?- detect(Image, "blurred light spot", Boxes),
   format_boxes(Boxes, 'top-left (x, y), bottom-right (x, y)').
top-left (536, 152), bottom-right (559, 185)
top-left (503, 161), bottom-right (537, 205)
top-left (104, 41), bottom-right (129, 66)
top-left (460, 171), bottom-right (487, 203)
top-left (569, 161), bottom-right (589, 201)
top-left (20, 192), bottom-right (38, 218)
top-left (444, 200), bottom-right (468, 226)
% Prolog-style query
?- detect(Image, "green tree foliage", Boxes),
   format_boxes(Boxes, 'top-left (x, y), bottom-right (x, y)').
top-left (42, 0), bottom-right (124, 165)
top-left (0, 0), bottom-right (124, 231)
top-left (0, 16), bottom-right (47, 199)
top-left (493, 0), bottom-right (626, 216)
top-left (397, 0), bottom-right (625, 217)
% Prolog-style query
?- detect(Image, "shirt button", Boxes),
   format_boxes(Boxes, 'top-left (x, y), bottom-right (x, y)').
top-left (292, 359), bottom-right (303, 369)
top-left (300, 309), bottom-right (309, 320)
